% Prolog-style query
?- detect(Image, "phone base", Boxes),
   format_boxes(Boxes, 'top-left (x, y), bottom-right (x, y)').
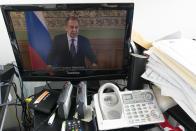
top-left (93, 89), bottom-right (165, 130)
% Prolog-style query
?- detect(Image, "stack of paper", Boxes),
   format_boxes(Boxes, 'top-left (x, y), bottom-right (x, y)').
top-left (142, 38), bottom-right (196, 122)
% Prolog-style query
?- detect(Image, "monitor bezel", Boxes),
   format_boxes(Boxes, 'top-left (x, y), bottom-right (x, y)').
top-left (1, 3), bottom-right (134, 81)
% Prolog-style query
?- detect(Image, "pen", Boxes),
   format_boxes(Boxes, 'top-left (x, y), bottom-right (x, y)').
top-left (61, 121), bottom-right (66, 131)
top-left (48, 113), bottom-right (56, 125)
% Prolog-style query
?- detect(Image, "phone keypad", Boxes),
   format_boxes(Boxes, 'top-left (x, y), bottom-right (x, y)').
top-left (122, 91), bottom-right (163, 125)
top-left (124, 103), bottom-right (154, 124)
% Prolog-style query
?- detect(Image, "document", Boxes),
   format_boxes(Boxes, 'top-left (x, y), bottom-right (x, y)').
top-left (153, 39), bottom-right (196, 77)
top-left (151, 47), bottom-right (196, 91)
top-left (142, 46), bottom-right (196, 122)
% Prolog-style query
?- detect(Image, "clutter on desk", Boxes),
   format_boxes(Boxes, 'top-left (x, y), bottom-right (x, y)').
top-left (142, 38), bottom-right (196, 122)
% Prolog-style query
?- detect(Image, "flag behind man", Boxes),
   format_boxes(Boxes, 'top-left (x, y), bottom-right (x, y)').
top-left (25, 11), bottom-right (52, 70)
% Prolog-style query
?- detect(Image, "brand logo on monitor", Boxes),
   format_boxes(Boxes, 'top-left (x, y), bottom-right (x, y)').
top-left (67, 71), bottom-right (80, 75)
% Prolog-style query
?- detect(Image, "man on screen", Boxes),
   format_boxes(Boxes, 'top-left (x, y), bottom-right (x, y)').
top-left (47, 17), bottom-right (97, 68)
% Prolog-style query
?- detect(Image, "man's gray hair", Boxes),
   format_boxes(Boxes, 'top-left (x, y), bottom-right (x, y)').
top-left (65, 16), bottom-right (79, 26)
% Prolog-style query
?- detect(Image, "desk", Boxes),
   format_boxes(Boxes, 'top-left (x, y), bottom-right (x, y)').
top-left (32, 82), bottom-right (156, 131)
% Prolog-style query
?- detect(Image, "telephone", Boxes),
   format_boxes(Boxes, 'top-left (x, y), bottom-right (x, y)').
top-left (98, 83), bottom-right (123, 120)
top-left (93, 83), bottom-right (165, 130)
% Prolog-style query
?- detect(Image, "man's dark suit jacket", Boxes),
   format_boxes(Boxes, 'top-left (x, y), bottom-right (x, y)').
top-left (47, 33), bottom-right (97, 67)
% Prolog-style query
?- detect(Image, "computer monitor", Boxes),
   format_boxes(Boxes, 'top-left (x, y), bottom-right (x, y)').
top-left (1, 3), bottom-right (134, 81)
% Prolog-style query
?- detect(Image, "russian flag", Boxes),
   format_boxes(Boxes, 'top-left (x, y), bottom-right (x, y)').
top-left (25, 11), bottom-right (52, 70)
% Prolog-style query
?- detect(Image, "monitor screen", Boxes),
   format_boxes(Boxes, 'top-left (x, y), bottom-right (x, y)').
top-left (1, 3), bottom-right (134, 81)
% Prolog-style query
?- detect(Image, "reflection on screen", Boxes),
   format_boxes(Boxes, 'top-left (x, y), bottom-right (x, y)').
top-left (10, 10), bottom-right (126, 70)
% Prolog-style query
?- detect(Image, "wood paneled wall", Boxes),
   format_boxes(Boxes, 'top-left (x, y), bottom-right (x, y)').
top-left (88, 39), bottom-right (123, 69)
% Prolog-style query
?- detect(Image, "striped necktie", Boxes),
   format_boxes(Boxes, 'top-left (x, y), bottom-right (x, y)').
top-left (70, 39), bottom-right (76, 57)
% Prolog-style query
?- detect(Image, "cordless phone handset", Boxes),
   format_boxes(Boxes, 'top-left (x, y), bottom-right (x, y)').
top-left (98, 83), bottom-right (123, 120)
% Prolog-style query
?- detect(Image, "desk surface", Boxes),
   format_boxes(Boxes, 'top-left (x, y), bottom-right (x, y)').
top-left (32, 82), bottom-right (156, 131)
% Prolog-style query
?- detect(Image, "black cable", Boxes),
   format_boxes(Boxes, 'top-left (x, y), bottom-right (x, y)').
top-left (10, 65), bottom-right (33, 130)
top-left (14, 98), bottom-right (22, 131)
top-left (27, 92), bottom-right (40, 99)
top-left (13, 65), bottom-right (25, 100)
top-left (11, 82), bottom-right (26, 129)
top-left (0, 101), bottom-right (20, 107)
top-left (11, 82), bottom-right (23, 103)
top-left (11, 82), bottom-right (32, 131)
top-left (46, 81), bottom-right (53, 90)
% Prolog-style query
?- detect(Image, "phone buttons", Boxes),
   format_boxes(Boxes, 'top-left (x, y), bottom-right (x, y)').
top-left (130, 105), bottom-right (135, 108)
top-left (131, 108), bottom-right (136, 111)
top-left (147, 117), bottom-right (151, 121)
top-left (151, 110), bottom-right (160, 119)
top-left (140, 114), bottom-right (144, 118)
top-left (133, 115), bottom-right (139, 118)
top-left (144, 92), bottom-right (153, 101)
